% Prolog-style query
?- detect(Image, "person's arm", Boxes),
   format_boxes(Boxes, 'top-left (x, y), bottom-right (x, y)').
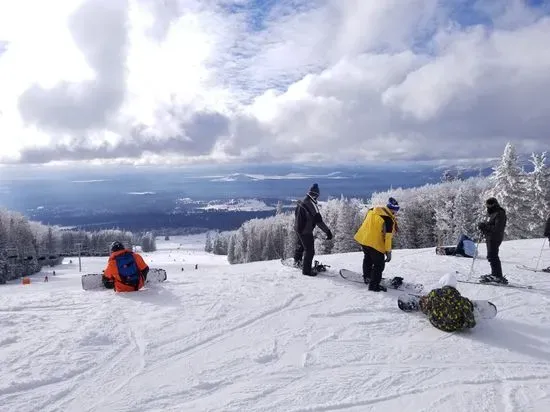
top-left (461, 298), bottom-right (476, 329)
top-left (315, 215), bottom-right (332, 239)
top-left (134, 253), bottom-right (149, 280)
top-left (103, 260), bottom-right (116, 280)
top-left (381, 215), bottom-right (394, 261)
top-left (490, 209), bottom-right (506, 235)
top-left (102, 260), bottom-right (116, 288)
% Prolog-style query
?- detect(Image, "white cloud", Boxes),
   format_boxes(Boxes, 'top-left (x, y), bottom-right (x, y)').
top-left (0, 0), bottom-right (549, 165)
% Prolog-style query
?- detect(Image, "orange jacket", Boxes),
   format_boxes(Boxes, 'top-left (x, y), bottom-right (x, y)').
top-left (103, 249), bottom-right (149, 292)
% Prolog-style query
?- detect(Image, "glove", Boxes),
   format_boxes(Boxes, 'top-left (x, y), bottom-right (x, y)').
top-left (102, 275), bottom-right (114, 289)
top-left (385, 251), bottom-right (392, 263)
top-left (478, 222), bottom-right (487, 233)
top-left (326, 229), bottom-right (333, 240)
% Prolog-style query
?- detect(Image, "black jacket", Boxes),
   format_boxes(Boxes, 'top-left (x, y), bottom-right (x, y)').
top-left (479, 206), bottom-right (506, 243)
top-left (294, 195), bottom-right (330, 235)
top-left (544, 216), bottom-right (550, 238)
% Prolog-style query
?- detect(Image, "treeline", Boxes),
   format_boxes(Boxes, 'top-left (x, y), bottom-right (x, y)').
top-left (0, 209), bottom-right (157, 284)
top-left (212, 143), bottom-right (549, 264)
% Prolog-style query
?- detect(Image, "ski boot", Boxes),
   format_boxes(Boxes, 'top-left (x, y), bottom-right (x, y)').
top-left (479, 274), bottom-right (508, 285)
top-left (368, 284), bottom-right (387, 292)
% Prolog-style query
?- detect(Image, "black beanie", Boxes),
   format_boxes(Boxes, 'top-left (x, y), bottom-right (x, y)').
top-left (486, 197), bottom-right (499, 207)
top-left (308, 183), bottom-right (320, 196)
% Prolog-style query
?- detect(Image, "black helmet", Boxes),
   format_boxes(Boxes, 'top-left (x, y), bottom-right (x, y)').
top-left (110, 241), bottom-right (125, 253)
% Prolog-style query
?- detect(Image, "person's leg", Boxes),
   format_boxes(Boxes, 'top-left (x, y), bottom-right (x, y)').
top-left (301, 234), bottom-right (315, 276)
top-left (368, 248), bottom-right (386, 291)
top-left (486, 240), bottom-right (503, 278)
top-left (293, 233), bottom-right (305, 266)
top-left (361, 245), bottom-right (373, 283)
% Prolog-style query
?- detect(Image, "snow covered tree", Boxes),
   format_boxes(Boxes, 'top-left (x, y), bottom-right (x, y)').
top-left (488, 142), bottom-right (530, 239)
top-left (332, 197), bottom-right (362, 253)
top-left (141, 232), bottom-right (156, 252)
top-left (433, 184), bottom-right (456, 245)
top-left (205, 231), bottom-right (213, 253)
top-left (526, 152), bottom-right (550, 234)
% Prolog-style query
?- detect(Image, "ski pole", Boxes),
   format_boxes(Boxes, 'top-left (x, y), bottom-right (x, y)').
top-left (467, 237), bottom-right (480, 281)
top-left (535, 238), bottom-right (547, 271)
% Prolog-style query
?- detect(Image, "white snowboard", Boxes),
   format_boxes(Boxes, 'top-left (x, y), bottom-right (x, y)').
top-left (81, 268), bottom-right (167, 290)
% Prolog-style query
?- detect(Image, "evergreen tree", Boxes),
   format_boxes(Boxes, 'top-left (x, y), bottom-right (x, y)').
top-left (489, 142), bottom-right (529, 239)
top-left (527, 152), bottom-right (550, 234)
top-left (205, 231), bottom-right (213, 253)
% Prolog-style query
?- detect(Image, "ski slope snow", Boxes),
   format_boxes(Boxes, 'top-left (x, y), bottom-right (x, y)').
top-left (1, 236), bottom-right (550, 412)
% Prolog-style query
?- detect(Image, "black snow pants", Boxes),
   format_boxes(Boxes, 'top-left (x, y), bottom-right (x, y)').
top-left (486, 239), bottom-right (503, 278)
top-left (294, 233), bottom-right (315, 276)
top-left (362, 246), bottom-right (385, 289)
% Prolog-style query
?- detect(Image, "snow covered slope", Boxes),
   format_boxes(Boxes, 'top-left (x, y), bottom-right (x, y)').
top-left (1, 237), bottom-right (550, 412)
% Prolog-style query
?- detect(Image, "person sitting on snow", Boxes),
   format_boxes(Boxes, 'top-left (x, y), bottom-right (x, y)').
top-left (102, 241), bottom-right (149, 292)
top-left (419, 274), bottom-right (476, 333)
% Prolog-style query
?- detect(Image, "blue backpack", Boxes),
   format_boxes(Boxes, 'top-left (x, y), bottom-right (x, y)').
top-left (114, 252), bottom-right (140, 286)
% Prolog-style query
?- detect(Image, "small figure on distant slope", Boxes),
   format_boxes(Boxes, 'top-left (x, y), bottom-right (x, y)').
top-left (477, 197), bottom-right (508, 284)
top-left (102, 241), bottom-right (150, 292)
top-left (293, 183), bottom-right (333, 276)
top-left (418, 274), bottom-right (476, 332)
top-left (353, 197), bottom-right (399, 292)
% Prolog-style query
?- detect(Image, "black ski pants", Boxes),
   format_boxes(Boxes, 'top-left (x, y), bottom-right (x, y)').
top-left (486, 239), bottom-right (503, 277)
top-left (294, 233), bottom-right (315, 275)
top-left (362, 246), bottom-right (385, 289)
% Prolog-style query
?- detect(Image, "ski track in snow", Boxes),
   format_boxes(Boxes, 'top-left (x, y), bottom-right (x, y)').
top-left (1, 237), bottom-right (550, 411)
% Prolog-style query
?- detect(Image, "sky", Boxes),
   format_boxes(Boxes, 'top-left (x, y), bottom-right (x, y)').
top-left (0, 0), bottom-right (549, 167)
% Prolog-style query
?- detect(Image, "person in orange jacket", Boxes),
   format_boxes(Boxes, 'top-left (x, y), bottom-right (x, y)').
top-left (102, 241), bottom-right (149, 292)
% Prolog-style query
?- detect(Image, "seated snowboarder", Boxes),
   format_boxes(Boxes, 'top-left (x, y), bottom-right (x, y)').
top-left (419, 274), bottom-right (476, 333)
top-left (102, 241), bottom-right (149, 292)
top-left (293, 183), bottom-right (333, 276)
top-left (353, 197), bottom-right (399, 292)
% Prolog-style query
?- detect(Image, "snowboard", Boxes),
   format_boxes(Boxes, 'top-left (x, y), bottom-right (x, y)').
top-left (397, 293), bottom-right (497, 320)
top-left (81, 268), bottom-right (167, 291)
top-left (339, 269), bottom-right (424, 293)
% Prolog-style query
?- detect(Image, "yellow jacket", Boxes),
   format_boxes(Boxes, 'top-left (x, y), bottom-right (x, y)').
top-left (354, 206), bottom-right (397, 253)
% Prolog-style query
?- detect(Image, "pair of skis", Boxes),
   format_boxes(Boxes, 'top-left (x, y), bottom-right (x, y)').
top-left (515, 264), bottom-right (550, 273)
top-left (454, 270), bottom-right (534, 290)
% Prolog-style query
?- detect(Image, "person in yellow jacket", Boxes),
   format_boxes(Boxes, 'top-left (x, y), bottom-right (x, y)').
top-left (353, 197), bottom-right (399, 292)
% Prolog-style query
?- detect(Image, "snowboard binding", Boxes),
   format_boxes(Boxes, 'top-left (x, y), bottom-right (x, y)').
top-left (313, 261), bottom-right (330, 273)
top-left (397, 295), bottom-right (420, 312)
top-left (390, 276), bottom-right (404, 288)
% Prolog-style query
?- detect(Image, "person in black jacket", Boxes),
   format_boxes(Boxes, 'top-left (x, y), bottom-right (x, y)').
top-left (543, 215), bottom-right (550, 273)
top-left (478, 197), bottom-right (508, 284)
top-left (293, 183), bottom-right (333, 276)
